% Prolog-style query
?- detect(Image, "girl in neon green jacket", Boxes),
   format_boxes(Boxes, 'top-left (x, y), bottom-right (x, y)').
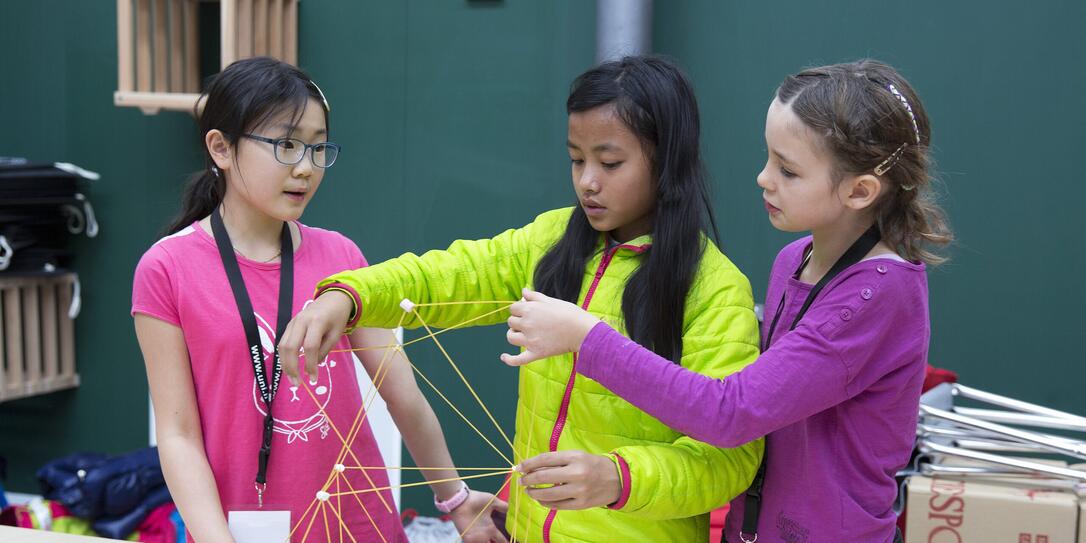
top-left (280, 56), bottom-right (763, 543)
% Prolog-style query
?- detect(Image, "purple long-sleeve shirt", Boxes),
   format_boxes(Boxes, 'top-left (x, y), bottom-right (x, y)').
top-left (577, 237), bottom-right (929, 542)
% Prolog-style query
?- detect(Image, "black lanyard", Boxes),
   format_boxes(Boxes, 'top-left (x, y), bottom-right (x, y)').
top-left (210, 208), bottom-right (294, 507)
top-left (736, 225), bottom-right (881, 543)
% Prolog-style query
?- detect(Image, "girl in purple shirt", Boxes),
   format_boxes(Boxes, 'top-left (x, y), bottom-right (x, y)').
top-left (502, 59), bottom-right (952, 542)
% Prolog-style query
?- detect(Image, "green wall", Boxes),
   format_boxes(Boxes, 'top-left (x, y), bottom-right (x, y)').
top-left (1, 0), bottom-right (1083, 517)
top-left (0, 1), bottom-right (594, 514)
top-left (652, 1), bottom-right (1086, 413)
top-left (1, 0), bottom-right (204, 496)
top-left (294, 0), bottom-right (595, 513)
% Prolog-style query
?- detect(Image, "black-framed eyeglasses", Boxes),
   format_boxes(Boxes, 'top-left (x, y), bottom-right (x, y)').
top-left (241, 134), bottom-right (341, 168)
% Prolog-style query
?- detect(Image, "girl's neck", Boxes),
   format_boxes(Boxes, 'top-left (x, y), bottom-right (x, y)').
top-left (803, 217), bottom-right (875, 284)
top-left (207, 193), bottom-right (294, 261)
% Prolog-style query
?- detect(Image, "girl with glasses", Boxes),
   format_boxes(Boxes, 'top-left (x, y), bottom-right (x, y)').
top-left (132, 57), bottom-right (505, 543)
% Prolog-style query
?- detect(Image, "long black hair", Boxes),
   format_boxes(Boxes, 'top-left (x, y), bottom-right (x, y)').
top-left (164, 56), bottom-right (329, 234)
top-left (533, 56), bottom-right (718, 363)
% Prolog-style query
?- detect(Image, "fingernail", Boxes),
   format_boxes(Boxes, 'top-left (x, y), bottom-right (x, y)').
top-left (309, 375), bottom-right (318, 385)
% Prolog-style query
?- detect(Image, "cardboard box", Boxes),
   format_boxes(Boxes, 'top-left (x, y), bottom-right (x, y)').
top-left (1079, 498), bottom-right (1085, 543)
top-left (905, 475), bottom-right (1078, 543)
top-left (1071, 463), bottom-right (1086, 543)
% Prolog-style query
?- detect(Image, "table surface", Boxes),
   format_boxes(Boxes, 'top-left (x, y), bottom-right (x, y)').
top-left (0, 526), bottom-right (125, 542)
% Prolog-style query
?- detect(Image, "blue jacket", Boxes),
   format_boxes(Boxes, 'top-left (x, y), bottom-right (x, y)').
top-left (37, 447), bottom-right (171, 538)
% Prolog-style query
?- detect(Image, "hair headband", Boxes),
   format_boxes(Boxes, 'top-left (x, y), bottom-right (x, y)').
top-left (873, 83), bottom-right (921, 181)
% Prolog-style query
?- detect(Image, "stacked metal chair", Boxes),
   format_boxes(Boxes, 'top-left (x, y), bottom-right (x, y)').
top-left (916, 383), bottom-right (1086, 485)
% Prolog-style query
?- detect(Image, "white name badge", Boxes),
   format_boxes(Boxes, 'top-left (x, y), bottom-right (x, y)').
top-left (229, 509), bottom-right (291, 543)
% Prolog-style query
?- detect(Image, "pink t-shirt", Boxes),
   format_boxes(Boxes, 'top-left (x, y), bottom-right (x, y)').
top-left (132, 222), bottom-right (406, 543)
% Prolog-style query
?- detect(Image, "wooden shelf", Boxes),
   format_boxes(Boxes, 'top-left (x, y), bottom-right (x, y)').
top-left (0, 273), bottom-right (80, 403)
top-left (115, 0), bottom-right (299, 116)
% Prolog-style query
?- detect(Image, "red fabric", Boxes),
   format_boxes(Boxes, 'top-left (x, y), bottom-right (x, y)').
top-left (16, 508), bottom-right (33, 528)
top-left (923, 364), bottom-right (958, 392)
top-left (709, 503), bottom-right (730, 542)
top-left (134, 502), bottom-right (178, 543)
top-left (0, 505), bottom-right (18, 526)
top-left (497, 475), bottom-right (512, 501)
top-left (0, 502), bottom-right (69, 529)
top-left (48, 501), bottom-right (73, 519)
top-left (897, 364), bottom-right (957, 539)
top-left (605, 453), bottom-right (632, 510)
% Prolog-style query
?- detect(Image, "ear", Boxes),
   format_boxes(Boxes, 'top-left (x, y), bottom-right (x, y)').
top-left (205, 129), bottom-right (233, 171)
top-left (840, 173), bottom-right (882, 211)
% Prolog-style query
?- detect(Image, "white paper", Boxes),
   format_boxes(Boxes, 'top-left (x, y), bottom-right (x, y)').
top-left (229, 510), bottom-right (291, 543)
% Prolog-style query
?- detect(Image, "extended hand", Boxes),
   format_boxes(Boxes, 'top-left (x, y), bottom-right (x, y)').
top-left (516, 451), bottom-right (621, 510)
top-left (448, 490), bottom-right (509, 543)
top-left (501, 289), bottom-right (600, 366)
top-left (278, 289), bottom-right (354, 385)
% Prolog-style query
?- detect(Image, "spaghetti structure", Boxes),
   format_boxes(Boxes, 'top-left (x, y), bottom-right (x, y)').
top-left (287, 298), bottom-right (527, 543)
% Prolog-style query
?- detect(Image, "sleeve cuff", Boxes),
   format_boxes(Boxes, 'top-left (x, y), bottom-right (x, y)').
top-left (577, 321), bottom-right (620, 380)
top-left (315, 282), bottom-right (363, 332)
top-left (606, 452), bottom-right (632, 510)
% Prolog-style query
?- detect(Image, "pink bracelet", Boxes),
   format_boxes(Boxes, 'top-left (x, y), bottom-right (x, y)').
top-left (434, 482), bottom-right (470, 513)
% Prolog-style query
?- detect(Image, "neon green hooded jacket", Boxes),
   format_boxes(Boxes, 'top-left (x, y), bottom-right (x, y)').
top-left (319, 207), bottom-right (763, 542)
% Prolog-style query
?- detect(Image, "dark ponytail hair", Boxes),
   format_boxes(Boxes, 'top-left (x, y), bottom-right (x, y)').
top-left (164, 56), bottom-right (329, 234)
top-left (533, 56), bottom-right (717, 363)
top-left (776, 59), bottom-right (952, 264)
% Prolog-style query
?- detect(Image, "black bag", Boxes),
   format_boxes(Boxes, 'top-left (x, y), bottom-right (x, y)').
top-left (0, 158), bottom-right (98, 273)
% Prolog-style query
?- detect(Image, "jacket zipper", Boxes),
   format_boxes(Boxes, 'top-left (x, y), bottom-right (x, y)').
top-left (542, 242), bottom-right (647, 542)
